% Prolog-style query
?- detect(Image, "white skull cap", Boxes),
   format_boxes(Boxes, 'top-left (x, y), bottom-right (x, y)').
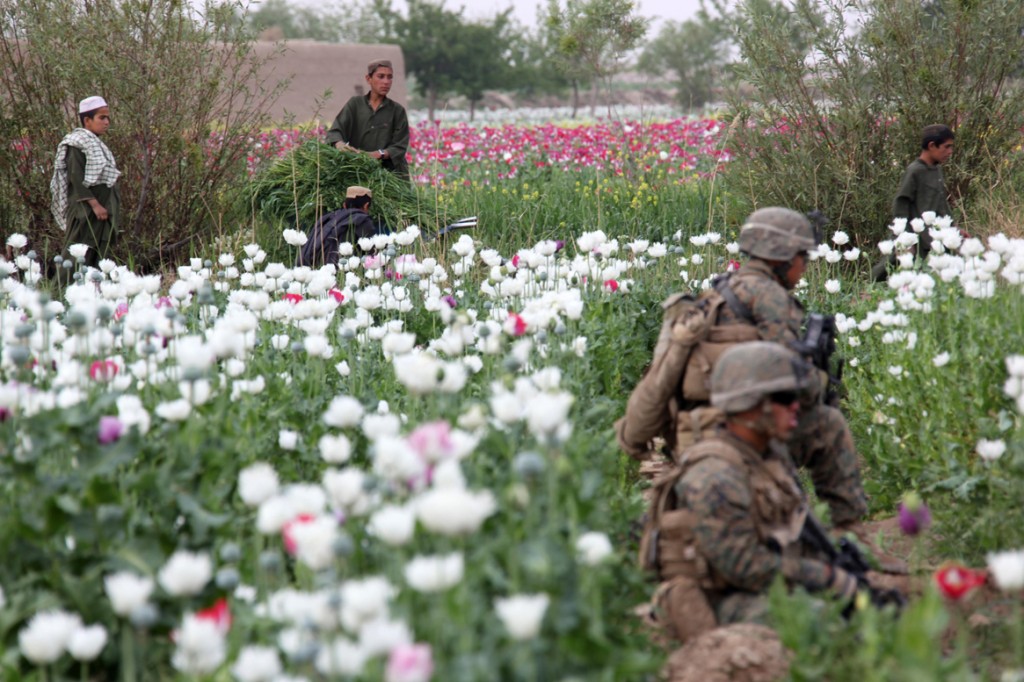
top-left (78, 96), bottom-right (108, 113)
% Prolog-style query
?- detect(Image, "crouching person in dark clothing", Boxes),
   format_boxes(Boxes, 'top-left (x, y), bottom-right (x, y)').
top-left (299, 185), bottom-right (383, 266)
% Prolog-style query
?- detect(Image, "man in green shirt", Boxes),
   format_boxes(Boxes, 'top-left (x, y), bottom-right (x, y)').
top-left (325, 59), bottom-right (410, 179)
top-left (872, 124), bottom-right (954, 281)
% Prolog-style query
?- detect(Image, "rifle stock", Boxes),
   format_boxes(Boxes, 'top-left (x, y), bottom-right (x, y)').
top-left (791, 312), bottom-right (844, 406)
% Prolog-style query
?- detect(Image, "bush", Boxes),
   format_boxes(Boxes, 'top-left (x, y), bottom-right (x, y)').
top-left (721, 0), bottom-right (1024, 245)
top-left (0, 0), bottom-right (280, 269)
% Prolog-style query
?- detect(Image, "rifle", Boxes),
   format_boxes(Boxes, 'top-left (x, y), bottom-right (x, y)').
top-left (791, 312), bottom-right (844, 407)
top-left (800, 513), bottom-right (906, 614)
top-left (792, 209), bottom-right (846, 405)
top-left (421, 216), bottom-right (478, 243)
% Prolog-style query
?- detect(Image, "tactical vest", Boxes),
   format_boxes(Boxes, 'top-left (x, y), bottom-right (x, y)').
top-left (640, 436), bottom-right (808, 590)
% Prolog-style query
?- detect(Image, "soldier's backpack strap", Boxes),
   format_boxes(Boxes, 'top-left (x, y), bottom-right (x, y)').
top-left (712, 273), bottom-right (755, 324)
top-left (650, 291), bottom-right (699, 365)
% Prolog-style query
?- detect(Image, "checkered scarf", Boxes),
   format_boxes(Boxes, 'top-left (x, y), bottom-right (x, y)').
top-left (50, 128), bottom-right (121, 231)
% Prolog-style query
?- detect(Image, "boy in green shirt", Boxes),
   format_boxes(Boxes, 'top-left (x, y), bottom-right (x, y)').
top-left (872, 124), bottom-right (954, 281)
top-left (325, 59), bottom-right (410, 179)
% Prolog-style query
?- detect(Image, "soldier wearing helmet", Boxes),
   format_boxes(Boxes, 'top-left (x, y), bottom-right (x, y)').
top-left (726, 206), bottom-right (819, 341)
top-left (619, 207), bottom-right (904, 572)
top-left (718, 208), bottom-right (875, 544)
top-left (639, 342), bottom-right (860, 653)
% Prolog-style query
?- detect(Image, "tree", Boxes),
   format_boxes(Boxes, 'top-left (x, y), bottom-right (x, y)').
top-left (247, 0), bottom-right (390, 43)
top-left (722, 0), bottom-right (1024, 243)
top-left (640, 5), bottom-right (732, 110)
top-left (503, 24), bottom-right (574, 101)
top-left (640, 0), bottom-right (826, 112)
top-left (543, 0), bottom-right (647, 117)
top-left (451, 10), bottom-right (516, 120)
top-left (0, 0), bottom-right (281, 268)
top-left (725, 0), bottom-right (825, 57)
top-left (382, 0), bottom-right (517, 121)
top-left (384, 0), bottom-right (465, 121)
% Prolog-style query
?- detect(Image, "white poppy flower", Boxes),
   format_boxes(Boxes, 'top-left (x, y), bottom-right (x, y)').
top-left (494, 594), bottom-right (549, 640)
top-left (403, 553), bottom-right (464, 593)
top-left (104, 572), bottom-right (154, 616)
top-left (576, 532), bottom-right (613, 565)
top-left (158, 551), bottom-right (211, 597)
top-left (987, 549), bottom-right (1024, 591)
top-left (68, 625), bottom-right (108, 662)
top-left (231, 646), bottom-right (282, 682)
top-left (976, 439), bottom-right (1007, 462)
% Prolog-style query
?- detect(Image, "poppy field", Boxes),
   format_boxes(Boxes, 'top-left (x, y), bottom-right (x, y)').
top-left (1, 114), bottom-right (1024, 681)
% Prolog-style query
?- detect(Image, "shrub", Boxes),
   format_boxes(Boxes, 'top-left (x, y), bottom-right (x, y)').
top-left (722, 0), bottom-right (1024, 245)
top-left (0, 0), bottom-right (280, 269)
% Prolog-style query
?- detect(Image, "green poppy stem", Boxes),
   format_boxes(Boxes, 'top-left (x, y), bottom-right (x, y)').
top-left (121, 624), bottom-right (137, 682)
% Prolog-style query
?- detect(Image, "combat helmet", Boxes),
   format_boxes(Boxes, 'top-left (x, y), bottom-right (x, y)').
top-left (738, 207), bottom-right (819, 261)
top-left (710, 341), bottom-right (813, 414)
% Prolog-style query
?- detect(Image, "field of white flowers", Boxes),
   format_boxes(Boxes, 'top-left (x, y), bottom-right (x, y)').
top-left (2, 119), bottom-right (1024, 681)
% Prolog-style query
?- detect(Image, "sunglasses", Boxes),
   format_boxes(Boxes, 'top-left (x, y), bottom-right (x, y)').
top-left (768, 391), bottom-right (800, 406)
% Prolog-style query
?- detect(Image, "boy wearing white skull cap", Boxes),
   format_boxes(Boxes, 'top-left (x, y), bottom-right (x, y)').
top-left (50, 95), bottom-right (121, 267)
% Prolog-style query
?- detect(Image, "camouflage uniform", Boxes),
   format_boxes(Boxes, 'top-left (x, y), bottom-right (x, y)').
top-left (641, 343), bottom-right (858, 648)
top-left (677, 432), bottom-right (833, 624)
top-left (619, 207), bottom-right (867, 527)
top-left (724, 258), bottom-right (868, 526)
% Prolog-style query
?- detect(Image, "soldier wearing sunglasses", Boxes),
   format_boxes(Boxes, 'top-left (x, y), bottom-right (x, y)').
top-left (620, 207), bottom-right (904, 574)
top-left (640, 343), bottom-right (892, 680)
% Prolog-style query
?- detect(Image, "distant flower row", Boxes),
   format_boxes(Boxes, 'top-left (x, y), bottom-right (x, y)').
top-left (243, 118), bottom-right (729, 184)
top-left (406, 104), bottom-right (686, 126)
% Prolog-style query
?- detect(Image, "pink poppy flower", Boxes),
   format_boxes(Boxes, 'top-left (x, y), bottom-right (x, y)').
top-left (194, 598), bottom-right (231, 635)
top-left (282, 514), bottom-right (316, 554)
top-left (385, 643), bottom-right (434, 682)
top-left (90, 359), bottom-right (118, 381)
top-left (98, 415), bottom-right (124, 444)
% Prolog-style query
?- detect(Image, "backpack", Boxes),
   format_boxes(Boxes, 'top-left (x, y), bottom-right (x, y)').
top-left (661, 275), bottom-right (760, 405)
top-left (638, 437), bottom-right (807, 581)
top-left (617, 276), bottom-right (758, 460)
top-left (638, 439), bottom-right (745, 584)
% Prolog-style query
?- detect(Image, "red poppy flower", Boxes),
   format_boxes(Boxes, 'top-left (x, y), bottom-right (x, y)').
top-left (329, 288), bottom-right (344, 303)
top-left (508, 312), bottom-right (527, 337)
top-left (195, 597), bottom-right (232, 635)
top-left (934, 562), bottom-right (987, 601)
top-left (603, 279), bottom-right (619, 292)
top-left (283, 293), bottom-right (303, 304)
top-left (282, 513), bottom-right (316, 555)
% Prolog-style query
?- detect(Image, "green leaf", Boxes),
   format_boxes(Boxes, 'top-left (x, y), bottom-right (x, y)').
top-left (952, 475), bottom-right (985, 500)
top-left (177, 493), bottom-right (231, 531)
top-left (55, 494), bottom-right (82, 515)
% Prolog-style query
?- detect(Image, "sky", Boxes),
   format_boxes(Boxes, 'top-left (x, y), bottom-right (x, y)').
top-left (400, 0), bottom-right (706, 35)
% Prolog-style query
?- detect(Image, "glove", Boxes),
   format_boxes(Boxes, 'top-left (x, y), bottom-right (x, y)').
top-left (829, 566), bottom-right (859, 603)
